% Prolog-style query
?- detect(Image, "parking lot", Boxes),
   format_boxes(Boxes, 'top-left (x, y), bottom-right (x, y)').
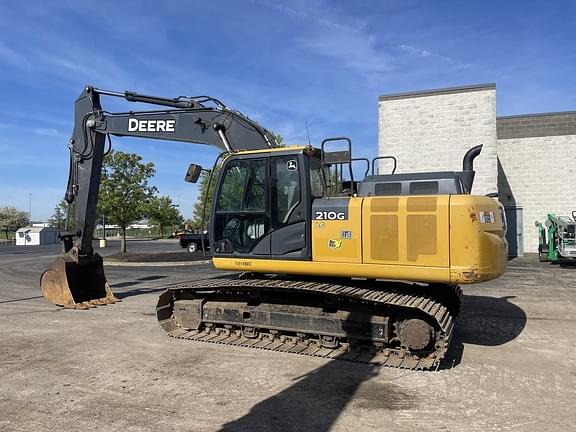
top-left (1, 240), bottom-right (575, 432)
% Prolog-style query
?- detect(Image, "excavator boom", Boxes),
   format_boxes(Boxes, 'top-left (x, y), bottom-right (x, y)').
top-left (41, 85), bottom-right (276, 309)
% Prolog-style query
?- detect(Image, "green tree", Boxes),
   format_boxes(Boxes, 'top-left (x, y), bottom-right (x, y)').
top-left (272, 132), bottom-right (284, 146)
top-left (48, 202), bottom-right (66, 230)
top-left (48, 199), bottom-right (75, 230)
top-left (145, 195), bottom-right (183, 238)
top-left (0, 206), bottom-right (29, 239)
top-left (97, 150), bottom-right (156, 253)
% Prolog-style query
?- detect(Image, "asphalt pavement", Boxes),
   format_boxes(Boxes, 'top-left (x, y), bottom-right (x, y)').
top-left (0, 238), bottom-right (183, 259)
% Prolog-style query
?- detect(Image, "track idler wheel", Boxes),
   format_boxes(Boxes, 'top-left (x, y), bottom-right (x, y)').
top-left (398, 318), bottom-right (435, 351)
top-left (40, 251), bottom-right (118, 310)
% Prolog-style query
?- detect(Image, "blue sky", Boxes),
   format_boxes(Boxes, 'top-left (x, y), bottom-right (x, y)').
top-left (0, 0), bottom-right (574, 220)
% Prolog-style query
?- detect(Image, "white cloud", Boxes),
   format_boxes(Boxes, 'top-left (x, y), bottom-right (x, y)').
top-left (33, 128), bottom-right (62, 137)
top-left (399, 44), bottom-right (433, 57)
top-left (0, 14), bottom-right (141, 90)
top-left (254, 0), bottom-right (394, 84)
top-left (397, 43), bottom-right (474, 70)
top-left (302, 30), bottom-right (393, 77)
top-left (0, 40), bottom-right (32, 69)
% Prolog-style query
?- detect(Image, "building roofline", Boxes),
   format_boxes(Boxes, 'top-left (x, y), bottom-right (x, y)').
top-left (379, 83), bottom-right (496, 101)
top-left (497, 111), bottom-right (576, 120)
top-left (497, 110), bottom-right (576, 139)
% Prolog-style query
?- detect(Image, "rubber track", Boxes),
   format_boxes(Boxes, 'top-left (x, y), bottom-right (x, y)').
top-left (156, 277), bottom-right (462, 371)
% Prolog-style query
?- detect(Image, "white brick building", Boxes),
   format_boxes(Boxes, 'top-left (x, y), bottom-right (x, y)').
top-left (378, 84), bottom-right (576, 255)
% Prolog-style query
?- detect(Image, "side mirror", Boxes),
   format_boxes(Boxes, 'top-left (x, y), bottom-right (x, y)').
top-left (184, 164), bottom-right (202, 183)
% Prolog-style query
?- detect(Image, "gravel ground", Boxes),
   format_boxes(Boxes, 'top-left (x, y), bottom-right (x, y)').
top-left (1, 241), bottom-right (575, 432)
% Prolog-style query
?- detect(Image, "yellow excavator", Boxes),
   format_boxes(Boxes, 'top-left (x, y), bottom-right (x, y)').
top-left (40, 86), bottom-right (507, 370)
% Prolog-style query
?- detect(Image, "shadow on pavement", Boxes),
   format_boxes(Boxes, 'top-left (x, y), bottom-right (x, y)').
top-left (137, 275), bottom-right (169, 281)
top-left (111, 275), bottom-right (169, 293)
top-left (219, 310), bottom-right (418, 432)
top-left (112, 281), bottom-right (141, 288)
top-left (442, 294), bottom-right (527, 368)
top-left (114, 286), bottom-right (168, 299)
top-left (0, 295), bottom-right (44, 304)
top-left (220, 294), bottom-right (527, 431)
top-left (219, 357), bottom-right (416, 432)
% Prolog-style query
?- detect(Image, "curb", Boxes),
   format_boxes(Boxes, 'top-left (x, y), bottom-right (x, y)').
top-left (103, 260), bottom-right (211, 267)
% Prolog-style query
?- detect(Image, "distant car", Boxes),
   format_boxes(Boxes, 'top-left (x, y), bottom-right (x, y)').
top-left (177, 231), bottom-right (210, 253)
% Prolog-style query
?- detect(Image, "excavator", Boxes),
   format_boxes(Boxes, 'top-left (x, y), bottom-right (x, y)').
top-left (40, 86), bottom-right (508, 370)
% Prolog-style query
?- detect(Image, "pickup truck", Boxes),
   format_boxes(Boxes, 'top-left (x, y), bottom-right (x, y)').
top-left (176, 231), bottom-right (210, 253)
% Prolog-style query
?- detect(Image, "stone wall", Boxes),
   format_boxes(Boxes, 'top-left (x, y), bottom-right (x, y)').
top-left (497, 113), bottom-right (576, 253)
top-left (378, 84), bottom-right (497, 196)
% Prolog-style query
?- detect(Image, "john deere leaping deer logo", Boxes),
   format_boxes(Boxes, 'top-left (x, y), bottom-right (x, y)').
top-left (328, 239), bottom-right (342, 250)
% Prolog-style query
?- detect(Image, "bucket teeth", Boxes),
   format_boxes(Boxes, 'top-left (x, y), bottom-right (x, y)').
top-left (40, 253), bottom-right (116, 310)
top-left (90, 298), bottom-right (107, 306)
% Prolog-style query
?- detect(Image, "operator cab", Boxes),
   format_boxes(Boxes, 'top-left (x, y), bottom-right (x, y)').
top-left (210, 147), bottom-right (320, 260)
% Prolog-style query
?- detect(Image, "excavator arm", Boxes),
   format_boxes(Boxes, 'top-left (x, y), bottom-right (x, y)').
top-left (66, 86), bottom-right (276, 255)
top-left (41, 85), bottom-right (277, 309)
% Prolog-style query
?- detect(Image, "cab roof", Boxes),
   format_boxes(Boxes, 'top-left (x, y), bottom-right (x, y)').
top-left (234, 145), bottom-right (314, 156)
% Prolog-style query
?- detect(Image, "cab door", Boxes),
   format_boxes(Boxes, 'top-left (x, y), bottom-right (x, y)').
top-left (211, 157), bottom-right (270, 256)
top-left (269, 155), bottom-right (307, 257)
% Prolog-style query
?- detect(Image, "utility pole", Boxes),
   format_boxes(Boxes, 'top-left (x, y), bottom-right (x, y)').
top-left (28, 193), bottom-right (32, 222)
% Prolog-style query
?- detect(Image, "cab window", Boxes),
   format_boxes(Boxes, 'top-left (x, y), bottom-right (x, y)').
top-left (213, 158), bottom-right (268, 254)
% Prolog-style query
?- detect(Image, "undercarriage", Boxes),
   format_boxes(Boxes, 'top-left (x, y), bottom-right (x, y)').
top-left (157, 275), bottom-right (462, 370)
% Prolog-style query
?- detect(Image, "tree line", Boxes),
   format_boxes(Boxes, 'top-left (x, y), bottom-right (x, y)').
top-left (0, 207), bottom-right (29, 240)
top-left (0, 150), bottom-right (183, 252)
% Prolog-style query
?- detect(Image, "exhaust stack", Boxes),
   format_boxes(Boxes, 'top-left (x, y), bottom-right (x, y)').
top-left (459, 144), bottom-right (483, 193)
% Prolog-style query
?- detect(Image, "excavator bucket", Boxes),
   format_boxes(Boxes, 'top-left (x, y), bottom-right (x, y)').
top-left (40, 253), bottom-right (118, 310)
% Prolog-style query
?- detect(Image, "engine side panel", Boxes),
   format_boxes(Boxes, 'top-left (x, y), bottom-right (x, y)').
top-left (362, 196), bottom-right (450, 268)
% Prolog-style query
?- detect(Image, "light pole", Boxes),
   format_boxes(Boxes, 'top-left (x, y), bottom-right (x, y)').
top-left (28, 193), bottom-right (32, 223)
top-left (171, 204), bottom-right (179, 237)
top-left (99, 215), bottom-right (107, 249)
